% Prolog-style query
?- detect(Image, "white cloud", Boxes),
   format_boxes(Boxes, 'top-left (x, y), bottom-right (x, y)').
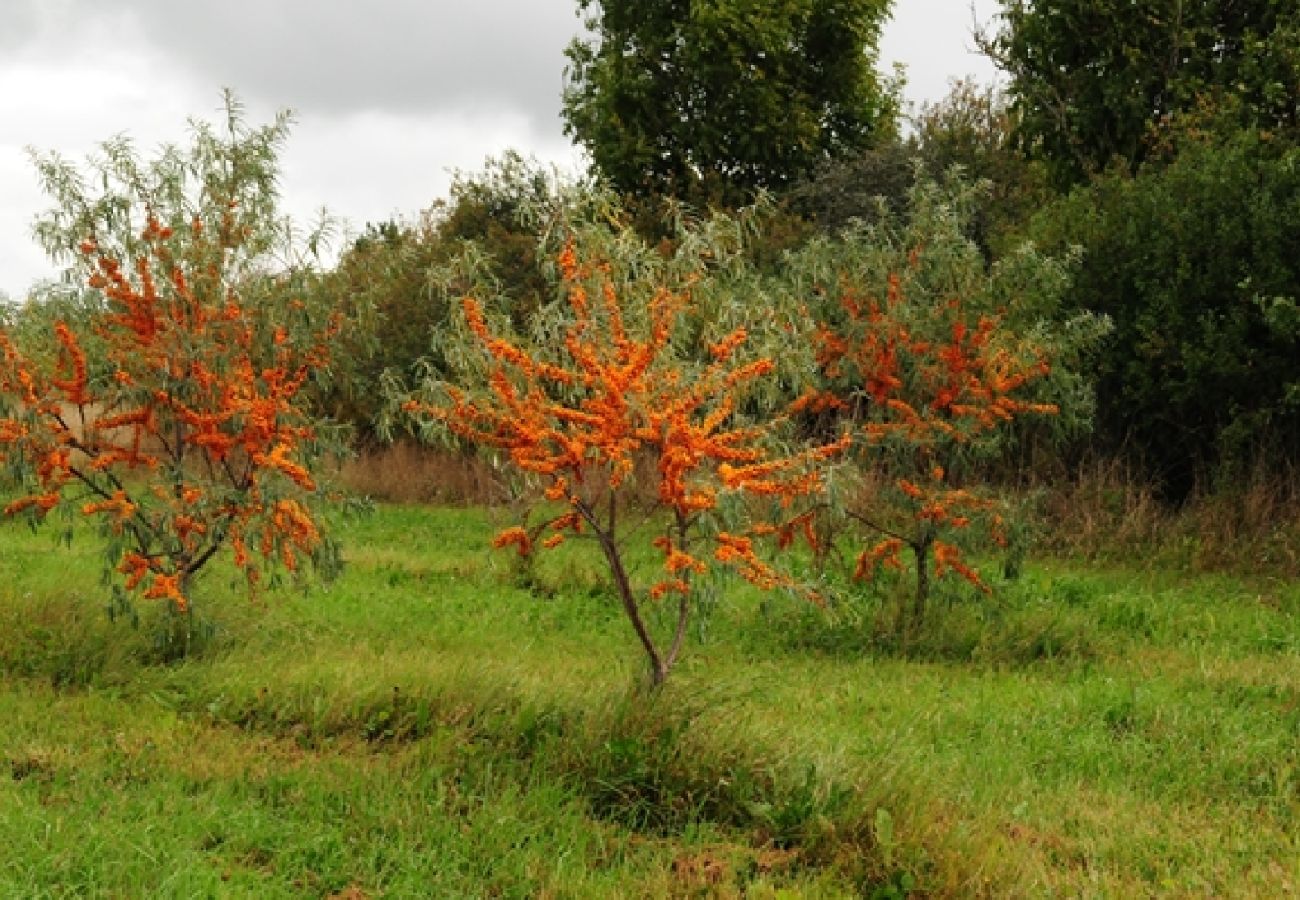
top-left (276, 108), bottom-right (585, 240)
top-left (880, 0), bottom-right (1002, 113)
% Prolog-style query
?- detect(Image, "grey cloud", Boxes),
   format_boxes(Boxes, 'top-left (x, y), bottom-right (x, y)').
top-left (8, 0), bottom-right (584, 132)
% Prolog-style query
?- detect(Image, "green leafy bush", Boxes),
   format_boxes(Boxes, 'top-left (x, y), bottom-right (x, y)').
top-left (1028, 129), bottom-right (1300, 497)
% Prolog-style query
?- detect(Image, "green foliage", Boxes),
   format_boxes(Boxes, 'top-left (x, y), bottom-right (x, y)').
top-left (911, 79), bottom-right (1054, 257)
top-left (432, 152), bottom-right (564, 328)
top-left (29, 92), bottom-right (324, 275)
top-left (787, 81), bottom-right (1052, 259)
top-left (983, 0), bottom-right (1300, 186)
top-left (563, 0), bottom-right (897, 204)
top-left (307, 217), bottom-right (448, 438)
top-left (310, 154), bottom-right (572, 439)
top-left (1027, 129), bottom-right (1300, 496)
top-left (785, 134), bottom-right (919, 235)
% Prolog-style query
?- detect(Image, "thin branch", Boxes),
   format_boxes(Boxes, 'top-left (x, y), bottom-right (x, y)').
top-left (843, 507), bottom-right (913, 546)
top-left (186, 530), bottom-right (227, 577)
top-left (65, 464), bottom-right (160, 556)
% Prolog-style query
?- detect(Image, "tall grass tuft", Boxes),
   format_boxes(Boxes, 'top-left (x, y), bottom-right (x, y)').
top-left (1030, 456), bottom-right (1300, 577)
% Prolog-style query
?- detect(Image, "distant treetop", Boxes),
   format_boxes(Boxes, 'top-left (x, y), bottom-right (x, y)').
top-left (981, 0), bottom-right (1300, 186)
top-left (563, 0), bottom-right (897, 205)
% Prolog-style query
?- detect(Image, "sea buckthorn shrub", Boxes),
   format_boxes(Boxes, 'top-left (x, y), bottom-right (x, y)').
top-left (0, 94), bottom-right (345, 631)
top-left (784, 178), bottom-right (1109, 629)
top-left (402, 195), bottom-right (846, 684)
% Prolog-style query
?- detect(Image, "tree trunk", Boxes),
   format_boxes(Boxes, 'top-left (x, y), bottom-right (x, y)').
top-left (913, 536), bottom-right (931, 629)
top-left (593, 528), bottom-right (669, 686)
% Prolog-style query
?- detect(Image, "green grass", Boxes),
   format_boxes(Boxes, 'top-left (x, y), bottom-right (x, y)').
top-left (1, 504), bottom-right (1298, 897)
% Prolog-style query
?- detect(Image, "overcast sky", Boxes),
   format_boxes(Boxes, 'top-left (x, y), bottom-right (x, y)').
top-left (0, 0), bottom-right (999, 299)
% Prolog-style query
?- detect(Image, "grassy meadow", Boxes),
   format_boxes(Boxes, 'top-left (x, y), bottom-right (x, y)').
top-left (1, 504), bottom-right (1298, 897)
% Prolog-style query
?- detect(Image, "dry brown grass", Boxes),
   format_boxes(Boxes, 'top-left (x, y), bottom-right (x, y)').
top-left (1036, 457), bottom-right (1167, 553)
top-left (1180, 460), bottom-right (1300, 574)
top-left (1033, 456), bottom-right (1300, 577)
top-left (336, 442), bottom-right (1299, 577)
top-left (340, 442), bottom-right (682, 508)
top-left (336, 442), bottom-right (505, 506)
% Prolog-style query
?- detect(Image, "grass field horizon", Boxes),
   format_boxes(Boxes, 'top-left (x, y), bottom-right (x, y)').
top-left (2, 503), bottom-right (1298, 897)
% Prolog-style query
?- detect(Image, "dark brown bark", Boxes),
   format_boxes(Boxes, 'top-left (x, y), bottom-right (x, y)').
top-left (598, 524), bottom-right (667, 675)
top-left (580, 496), bottom-right (672, 686)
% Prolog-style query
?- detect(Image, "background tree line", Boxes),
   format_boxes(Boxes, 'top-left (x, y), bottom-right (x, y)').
top-left (13, 0), bottom-right (1298, 507)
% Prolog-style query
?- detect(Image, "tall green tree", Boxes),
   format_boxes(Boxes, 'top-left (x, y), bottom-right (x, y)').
top-left (563, 0), bottom-right (897, 205)
top-left (784, 134), bottom-right (917, 236)
top-left (981, 0), bottom-right (1300, 186)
